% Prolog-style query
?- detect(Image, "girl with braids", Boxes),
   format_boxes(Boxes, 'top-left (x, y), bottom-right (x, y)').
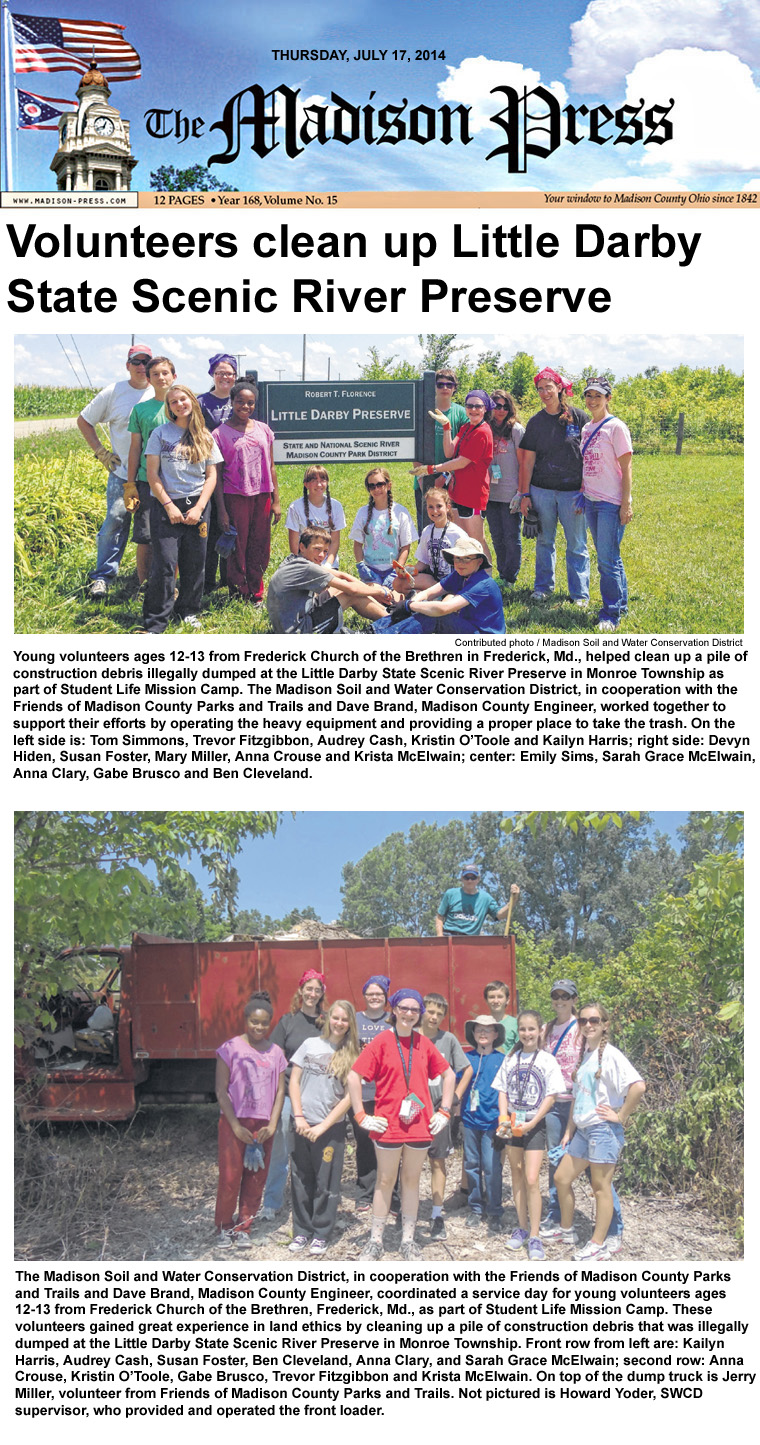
top-left (286, 465), bottom-right (346, 567)
top-left (516, 367), bottom-right (591, 605)
top-left (492, 1010), bottom-right (564, 1260)
top-left (288, 1001), bottom-right (360, 1255)
top-left (554, 1002), bottom-right (646, 1261)
top-left (214, 380), bottom-right (281, 604)
top-left (214, 991), bottom-right (287, 1245)
top-left (348, 990), bottom-right (455, 1262)
top-left (486, 390), bottom-right (525, 585)
top-left (350, 467), bottom-right (417, 589)
top-left (412, 487), bottom-right (467, 591)
top-left (143, 384), bottom-right (222, 632)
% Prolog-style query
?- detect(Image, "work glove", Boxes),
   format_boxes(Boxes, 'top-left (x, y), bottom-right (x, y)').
top-left (243, 1141), bottom-right (265, 1171)
top-left (388, 598), bottom-right (414, 623)
top-left (94, 444), bottom-right (121, 474)
top-left (122, 481), bottom-right (140, 513)
top-left (547, 1145), bottom-right (566, 1166)
top-left (522, 505), bottom-right (541, 539)
top-left (429, 1112), bottom-right (448, 1135)
top-left (359, 1115), bottom-right (388, 1134)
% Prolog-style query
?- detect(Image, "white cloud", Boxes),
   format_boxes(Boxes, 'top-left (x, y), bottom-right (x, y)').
top-left (568, 0), bottom-right (760, 91)
top-left (157, 337), bottom-right (194, 360)
top-left (630, 50), bottom-right (760, 176)
top-left (14, 343), bottom-right (33, 364)
top-left (437, 57), bottom-right (567, 135)
top-left (583, 176), bottom-right (690, 192)
top-left (741, 178), bottom-right (760, 190)
top-left (186, 336), bottom-right (224, 351)
top-left (307, 342), bottom-right (337, 355)
top-left (274, 93), bottom-right (337, 133)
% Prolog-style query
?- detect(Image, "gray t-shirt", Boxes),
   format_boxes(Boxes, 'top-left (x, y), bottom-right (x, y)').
top-left (266, 554), bottom-right (332, 633)
top-left (290, 1036), bottom-right (346, 1124)
top-left (422, 1028), bottom-right (468, 1104)
top-left (144, 422), bottom-right (222, 501)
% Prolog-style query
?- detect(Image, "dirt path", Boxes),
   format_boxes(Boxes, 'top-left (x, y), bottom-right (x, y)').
top-left (15, 1106), bottom-right (740, 1264)
top-left (14, 416), bottom-right (80, 438)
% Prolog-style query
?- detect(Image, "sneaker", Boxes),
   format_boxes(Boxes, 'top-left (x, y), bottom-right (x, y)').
top-left (605, 1235), bottom-right (623, 1256)
top-left (572, 598), bottom-right (589, 608)
top-left (289, 1235), bottom-right (309, 1253)
top-left (216, 1229), bottom-right (234, 1248)
top-left (527, 1237), bottom-right (546, 1260)
top-left (506, 1228), bottom-right (529, 1251)
top-left (257, 1206), bottom-right (277, 1223)
top-left (561, 1229), bottom-right (578, 1248)
top-left (598, 618), bottom-right (617, 632)
top-left (487, 1216), bottom-right (503, 1234)
top-left (430, 1216), bottom-right (447, 1241)
top-left (355, 1201), bottom-right (371, 1217)
top-left (539, 1220), bottom-right (564, 1240)
top-left (309, 1238), bottom-right (328, 1256)
top-left (465, 1212), bottom-right (483, 1229)
top-left (400, 1240), bottom-right (421, 1261)
top-left (179, 614), bottom-right (202, 630)
top-left (360, 1240), bottom-right (384, 1261)
top-left (530, 590), bottom-right (549, 602)
top-left (89, 579), bottom-right (107, 599)
top-left (574, 1239), bottom-right (610, 1262)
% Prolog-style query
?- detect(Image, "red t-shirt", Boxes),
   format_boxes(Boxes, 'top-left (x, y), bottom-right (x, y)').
top-left (352, 1029), bottom-right (449, 1142)
top-left (449, 422), bottom-right (494, 511)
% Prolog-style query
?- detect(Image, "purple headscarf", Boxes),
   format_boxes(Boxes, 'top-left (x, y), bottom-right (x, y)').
top-left (389, 989), bottom-right (425, 1015)
top-left (464, 389), bottom-right (494, 412)
top-left (363, 974), bottom-right (391, 999)
top-left (208, 353), bottom-right (237, 378)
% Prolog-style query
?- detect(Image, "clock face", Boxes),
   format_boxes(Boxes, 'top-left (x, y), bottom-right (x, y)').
top-left (93, 115), bottom-right (114, 136)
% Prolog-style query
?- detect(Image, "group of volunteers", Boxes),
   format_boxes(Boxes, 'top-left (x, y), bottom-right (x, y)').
top-left (76, 349), bottom-right (633, 634)
top-left (213, 864), bottom-right (645, 1263)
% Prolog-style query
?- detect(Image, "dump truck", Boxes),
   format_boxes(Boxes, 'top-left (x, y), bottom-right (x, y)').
top-left (16, 931), bottom-right (517, 1123)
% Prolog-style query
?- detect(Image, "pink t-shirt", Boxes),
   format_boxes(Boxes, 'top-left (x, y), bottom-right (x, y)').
top-left (581, 416), bottom-right (633, 504)
top-left (216, 1035), bottom-right (287, 1119)
top-left (214, 420), bottom-right (275, 497)
top-left (544, 1019), bottom-right (582, 1099)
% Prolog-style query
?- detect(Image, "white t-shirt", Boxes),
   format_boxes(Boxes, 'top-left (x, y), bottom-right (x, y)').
top-left (350, 503), bottom-right (416, 569)
top-left (572, 1043), bottom-right (644, 1130)
top-left (80, 378), bottom-right (154, 480)
top-left (416, 521), bottom-right (467, 580)
top-left (286, 497), bottom-right (347, 535)
top-left (581, 415), bottom-right (633, 505)
top-left (491, 1048), bottom-right (565, 1121)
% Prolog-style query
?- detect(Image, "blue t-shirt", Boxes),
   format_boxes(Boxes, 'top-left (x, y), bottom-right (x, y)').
top-left (438, 886), bottom-right (500, 936)
top-left (440, 569), bottom-right (506, 634)
top-left (461, 1049), bottom-right (504, 1130)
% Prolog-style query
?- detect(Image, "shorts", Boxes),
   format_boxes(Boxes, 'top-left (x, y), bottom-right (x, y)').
top-left (133, 478), bottom-right (153, 545)
top-left (356, 561), bottom-right (396, 589)
top-left (566, 1121), bottom-right (625, 1165)
top-left (505, 1120), bottom-right (547, 1152)
top-left (376, 1139), bottom-right (430, 1151)
top-left (451, 504), bottom-right (483, 519)
top-left (427, 1121), bottom-right (452, 1160)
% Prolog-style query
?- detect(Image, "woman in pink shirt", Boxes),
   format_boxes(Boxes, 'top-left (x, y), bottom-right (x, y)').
top-left (578, 378), bottom-right (633, 633)
top-left (214, 990), bottom-right (287, 1244)
top-left (214, 381), bottom-right (281, 604)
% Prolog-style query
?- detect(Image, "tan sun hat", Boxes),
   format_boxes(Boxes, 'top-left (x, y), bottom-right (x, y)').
top-left (465, 1014), bottom-right (506, 1049)
top-left (442, 535), bottom-right (489, 565)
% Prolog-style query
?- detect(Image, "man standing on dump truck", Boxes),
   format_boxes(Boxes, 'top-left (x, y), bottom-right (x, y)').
top-left (435, 863), bottom-right (518, 936)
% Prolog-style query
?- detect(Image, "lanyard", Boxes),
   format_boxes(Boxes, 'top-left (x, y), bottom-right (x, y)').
top-left (393, 1029), bottom-right (415, 1091)
top-left (581, 416), bottom-right (615, 457)
top-left (550, 1021), bottom-right (576, 1056)
top-left (431, 522), bottom-right (449, 579)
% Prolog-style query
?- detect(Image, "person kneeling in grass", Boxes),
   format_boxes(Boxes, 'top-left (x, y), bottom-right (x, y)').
top-left (266, 526), bottom-right (410, 633)
top-left (372, 535), bottom-right (505, 635)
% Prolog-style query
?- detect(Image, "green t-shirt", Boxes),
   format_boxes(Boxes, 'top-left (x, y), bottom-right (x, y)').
top-left (128, 397), bottom-right (167, 481)
top-left (495, 1016), bottom-right (519, 1054)
top-left (435, 400), bottom-right (468, 464)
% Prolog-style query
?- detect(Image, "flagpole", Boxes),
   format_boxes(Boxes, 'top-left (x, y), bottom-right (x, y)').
top-left (2, 1), bottom-right (14, 190)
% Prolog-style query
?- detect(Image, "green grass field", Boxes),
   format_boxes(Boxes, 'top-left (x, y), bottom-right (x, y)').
top-left (14, 429), bottom-right (743, 635)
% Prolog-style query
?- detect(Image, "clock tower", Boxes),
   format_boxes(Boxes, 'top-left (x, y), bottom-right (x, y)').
top-left (51, 63), bottom-right (137, 191)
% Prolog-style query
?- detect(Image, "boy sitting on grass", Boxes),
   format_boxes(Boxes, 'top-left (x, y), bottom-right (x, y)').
top-left (266, 525), bottom-right (409, 633)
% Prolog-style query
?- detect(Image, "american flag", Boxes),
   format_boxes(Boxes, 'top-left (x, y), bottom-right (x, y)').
top-left (17, 87), bottom-right (75, 129)
top-left (11, 13), bottom-right (141, 82)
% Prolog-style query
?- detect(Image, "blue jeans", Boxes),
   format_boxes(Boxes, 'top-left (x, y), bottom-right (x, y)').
top-left (90, 471), bottom-right (131, 583)
top-left (545, 1103), bottom-right (622, 1238)
top-left (585, 498), bottom-right (628, 624)
top-left (463, 1125), bottom-right (503, 1217)
top-left (357, 561), bottom-right (395, 588)
top-left (262, 1095), bottom-right (292, 1212)
top-left (530, 486), bottom-right (589, 600)
top-left (486, 501), bottom-right (522, 583)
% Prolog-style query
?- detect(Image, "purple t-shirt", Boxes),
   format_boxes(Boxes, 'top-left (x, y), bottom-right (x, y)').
top-left (214, 420), bottom-right (275, 497)
top-left (198, 391), bottom-right (233, 429)
top-left (216, 1036), bottom-right (287, 1119)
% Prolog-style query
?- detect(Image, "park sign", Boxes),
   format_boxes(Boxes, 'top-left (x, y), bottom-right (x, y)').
top-left (259, 375), bottom-right (437, 465)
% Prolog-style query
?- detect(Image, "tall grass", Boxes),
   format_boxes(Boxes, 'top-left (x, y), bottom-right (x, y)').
top-left (14, 431), bottom-right (744, 634)
top-left (15, 385), bottom-right (96, 420)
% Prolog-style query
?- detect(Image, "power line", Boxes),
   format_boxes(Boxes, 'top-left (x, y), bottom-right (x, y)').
top-left (69, 335), bottom-right (94, 388)
top-left (56, 334), bottom-right (85, 386)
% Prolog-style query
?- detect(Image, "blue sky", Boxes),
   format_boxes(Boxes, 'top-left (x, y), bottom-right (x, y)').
top-left (193, 810), bottom-right (691, 922)
top-left (14, 331), bottom-right (744, 391)
top-left (6, 0), bottom-right (760, 192)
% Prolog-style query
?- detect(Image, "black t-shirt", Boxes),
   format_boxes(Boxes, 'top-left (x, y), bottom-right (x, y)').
top-left (270, 1009), bottom-right (323, 1083)
top-left (520, 405), bottom-right (590, 490)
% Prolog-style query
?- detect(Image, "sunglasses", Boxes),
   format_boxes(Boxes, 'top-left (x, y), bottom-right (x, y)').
top-left (465, 403), bottom-right (485, 410)
top-left (436, 379), bottom-right (456, 388)
top-left (366, 481), bottom-right (388, 490)
top-left (491, 399), bottom-right (508, 407)
top-left (551, 992), bottom-right (572, 1001)
top-left (580, 1017), bottom-right (602, 1026)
